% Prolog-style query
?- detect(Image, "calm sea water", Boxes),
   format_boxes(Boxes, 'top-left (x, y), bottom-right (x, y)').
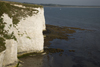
top-left (19, 7), bottom-right (100, 67)
top-left (45, 7), bottom-right (100, 30)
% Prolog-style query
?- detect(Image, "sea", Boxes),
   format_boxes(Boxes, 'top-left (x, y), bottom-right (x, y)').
top-left (19, 7), bottom-right (100, 67)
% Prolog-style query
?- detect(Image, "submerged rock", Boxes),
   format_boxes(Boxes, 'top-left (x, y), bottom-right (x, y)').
top-left (44, 48), bottom-right (64, 53)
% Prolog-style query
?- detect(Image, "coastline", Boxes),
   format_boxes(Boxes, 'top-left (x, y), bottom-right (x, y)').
top-left (44, 6), bottom-right (100, 8)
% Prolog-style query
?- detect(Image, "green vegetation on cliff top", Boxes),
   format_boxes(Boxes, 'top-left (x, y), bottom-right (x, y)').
top-left (0, 1), bottom-right (43, 25)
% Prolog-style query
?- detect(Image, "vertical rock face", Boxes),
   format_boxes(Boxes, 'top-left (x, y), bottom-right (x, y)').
top-left (2, 8), bottom-right (45, 55)
top-left (3, 40), bottom-right (18, 67)
top-left (0, 1), bottom-right (46, 67)
top-left (0, 51), bottom-right (5, 67)
top-left (16, 8), bottom-right (45, 55)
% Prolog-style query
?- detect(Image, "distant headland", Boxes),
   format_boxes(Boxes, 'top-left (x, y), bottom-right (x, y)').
top-left (23, 2), bottom-right (100, 8)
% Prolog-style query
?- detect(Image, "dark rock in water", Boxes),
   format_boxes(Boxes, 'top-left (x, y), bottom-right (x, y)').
top-left (69, 50), bottom-right (75, 52)
top-left (43, 29), bottom-right (51, 35)
top-left (59, 53), bottom-right (63, 56)
top-left (44, 48), bottom-right (64, 53)
top-left (44, 24), bottom-right (87, 46)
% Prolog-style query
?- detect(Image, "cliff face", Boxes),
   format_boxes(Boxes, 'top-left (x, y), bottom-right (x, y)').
top-left (17, 8), bottom-right (45, 54)
top-left (0, 51), bottom-right (5, 67)
top-left (3, 40), bottom-right (18, 67)
top-left (0, 1), bottom-right (45, 67)
top-left (2, 7), bottom-right (45, 55)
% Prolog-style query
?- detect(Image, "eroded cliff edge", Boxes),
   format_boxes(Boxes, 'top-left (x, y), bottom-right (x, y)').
top-left (0, 1), bottom-right (46, 67)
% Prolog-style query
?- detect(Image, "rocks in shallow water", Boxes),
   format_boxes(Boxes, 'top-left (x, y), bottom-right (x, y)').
top-left (69, 50), bottom-right (75, 52)
top-left (44, 48), bottom-right (64, 53)
top-left (44, 24), bottom-right (87, 47)
top-left (59, 53), bottom-right (63, 56)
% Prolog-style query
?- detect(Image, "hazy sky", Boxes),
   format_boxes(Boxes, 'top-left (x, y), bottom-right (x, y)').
top-left (5, 0), bottom-right (100, 6)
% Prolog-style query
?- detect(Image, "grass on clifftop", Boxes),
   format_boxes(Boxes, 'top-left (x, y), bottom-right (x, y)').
top-left (0, 1), bottom-right (43, 8)
top-left (0, 1), bottom-right (42, 25)
top-left (3, 1), bottom-right (43, 8)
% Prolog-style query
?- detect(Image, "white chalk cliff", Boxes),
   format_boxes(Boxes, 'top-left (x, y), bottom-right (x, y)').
top-left (0, 1), bottom-right (45, 67)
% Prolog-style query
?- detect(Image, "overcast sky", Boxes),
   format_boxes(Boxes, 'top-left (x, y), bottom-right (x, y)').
top-left (5, 0), bottom-right (100, 6)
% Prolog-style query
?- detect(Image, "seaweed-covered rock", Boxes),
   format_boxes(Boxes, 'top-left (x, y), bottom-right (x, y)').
top-left (44, 48), bottom-right (64, 53)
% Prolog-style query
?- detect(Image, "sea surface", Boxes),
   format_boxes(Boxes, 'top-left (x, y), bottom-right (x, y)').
top-left (45, 7), bottom-right (100, 30)
top-left (19, 7), bottom-right (100, 67)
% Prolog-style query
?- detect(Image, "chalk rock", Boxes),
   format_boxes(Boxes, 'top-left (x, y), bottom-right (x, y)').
top-left (0, 1), bottom-right (46, 66)
top-left (2, 40), bottom-right (18, 67)
top-left (2, 7), bottom-right (45, 55)
top-left (0, 50), bottom-right (5, 67)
